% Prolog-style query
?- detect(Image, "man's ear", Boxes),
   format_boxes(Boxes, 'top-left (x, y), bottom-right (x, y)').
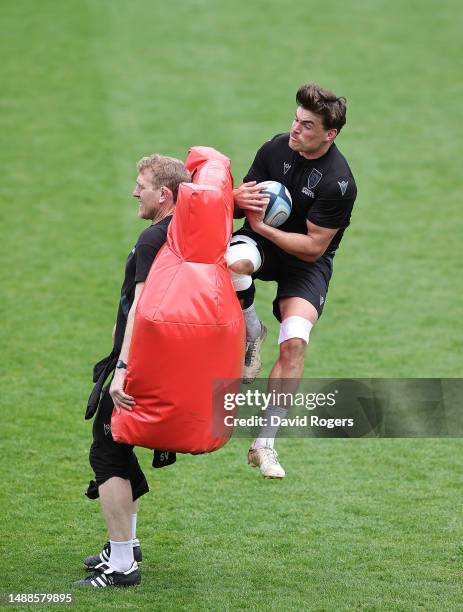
top-left (326, 128), bottom-right (338, 143)
top-left (160, 186), bottom-right (173, 204)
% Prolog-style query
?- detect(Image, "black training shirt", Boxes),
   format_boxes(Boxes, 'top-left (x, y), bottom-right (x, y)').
top-left (243, 133), bottom-right (357, 253)
top-left (113, 216), bottom-right (172, 351)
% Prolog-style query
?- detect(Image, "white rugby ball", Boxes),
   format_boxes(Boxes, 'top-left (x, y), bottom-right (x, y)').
top-left (259, 181), bottom-right (292, 227)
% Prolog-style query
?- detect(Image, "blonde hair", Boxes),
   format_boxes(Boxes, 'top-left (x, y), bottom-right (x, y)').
top-left (137, 154), bottom-right (191, 201)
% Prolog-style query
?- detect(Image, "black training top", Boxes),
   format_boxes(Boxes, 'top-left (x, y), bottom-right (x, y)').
top-left (243, 133), bottom-right (357, 253)
top-left (113, 215), bottom-right (172, 351)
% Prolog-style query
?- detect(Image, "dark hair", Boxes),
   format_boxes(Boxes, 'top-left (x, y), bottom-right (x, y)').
top-left (296, 83), bottom-right (347, 132)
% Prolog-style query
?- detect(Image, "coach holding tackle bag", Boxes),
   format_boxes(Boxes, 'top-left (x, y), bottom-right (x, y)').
top-left (227, 83), bottom-right (357, 479)
top-left (75, 155), bottom-right (190, 588)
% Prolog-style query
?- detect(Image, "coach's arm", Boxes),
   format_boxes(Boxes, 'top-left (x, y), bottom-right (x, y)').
top-left (247, 214), bottom-right (338, 263)
top-left (109, 281), bottom-right (144, 413)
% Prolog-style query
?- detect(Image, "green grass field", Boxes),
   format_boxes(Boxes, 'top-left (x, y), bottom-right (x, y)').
top-left (1, 0), bottom-right (463, 610)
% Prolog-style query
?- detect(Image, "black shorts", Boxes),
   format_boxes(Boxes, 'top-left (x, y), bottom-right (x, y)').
top-left (232, 228), bottom-right (334, 321)
top-left (87, 386), bottom-right (149, 501)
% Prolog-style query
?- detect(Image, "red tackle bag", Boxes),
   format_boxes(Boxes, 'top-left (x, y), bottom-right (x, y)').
top-left (111, 147), bottom-right (244, 453)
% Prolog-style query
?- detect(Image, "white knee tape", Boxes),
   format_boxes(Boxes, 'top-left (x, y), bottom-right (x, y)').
top-left (226, 236), bottom-right (262, 271)
top-left (230, 270), bottom-right (252, 291)
top-left (225, 236), bottom-right (262, 292)
top-left (278, 316), bottom-right (313, 345)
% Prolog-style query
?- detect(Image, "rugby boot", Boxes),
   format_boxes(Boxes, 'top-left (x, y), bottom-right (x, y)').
top-left (74, 561), bottom-right (140, 588)
top-left (84, 540), bottom-right (142, 570)
top-left (248, 446), bottom-right (285, 479)
top-left (242, 323), bottom-right (267, 383)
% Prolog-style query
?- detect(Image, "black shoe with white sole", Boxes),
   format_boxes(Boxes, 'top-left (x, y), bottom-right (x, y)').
top-left (84, 541), bottom-right (142, 570)
top-left (74, 561), bottom-right (141, 588)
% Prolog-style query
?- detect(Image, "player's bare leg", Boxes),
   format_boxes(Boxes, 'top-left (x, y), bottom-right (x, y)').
top-left (227, 256), bottom-right (267, 382)
top-left (75, 477), bottom-right (140, 587)
top-left (249, 297), bottom-right (317, 478)
top-left (83, 492), bottom-right (142, 571)
top-left (98, 477), bottom-right (135, 571)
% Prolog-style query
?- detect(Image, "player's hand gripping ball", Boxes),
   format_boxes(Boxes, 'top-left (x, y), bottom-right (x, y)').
top-left (259, 181), bottom-right (292, 227)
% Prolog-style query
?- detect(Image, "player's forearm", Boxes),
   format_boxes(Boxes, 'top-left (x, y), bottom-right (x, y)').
top-left (118, 307), bottom-right (136, 364)
top-left (117, 283), bottom-right (144, 363)
top-left (256, 225), bottom-right (323, 262)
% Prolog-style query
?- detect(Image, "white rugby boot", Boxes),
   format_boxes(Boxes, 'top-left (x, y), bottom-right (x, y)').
top-left (242, 323), bottom-right (267, 384)
top-left (247, 446), bottom-right (285, 479)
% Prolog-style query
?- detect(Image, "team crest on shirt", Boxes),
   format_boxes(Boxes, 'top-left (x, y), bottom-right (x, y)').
top-left (302, 168), bottom-right (323, 198)
top-left (283, 162), bottom-right (291, 175)
top-left (338, 180), bottom-right (349, 196)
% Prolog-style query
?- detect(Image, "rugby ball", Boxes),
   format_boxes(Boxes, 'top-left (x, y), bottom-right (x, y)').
top-left (259, 181), bottom-right (292, 227)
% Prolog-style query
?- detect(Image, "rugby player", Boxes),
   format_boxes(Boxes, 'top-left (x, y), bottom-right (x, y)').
top-left (227, 83), bottom-right (357, 479)
top-left (75, 155), bottom-right (190, 587)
